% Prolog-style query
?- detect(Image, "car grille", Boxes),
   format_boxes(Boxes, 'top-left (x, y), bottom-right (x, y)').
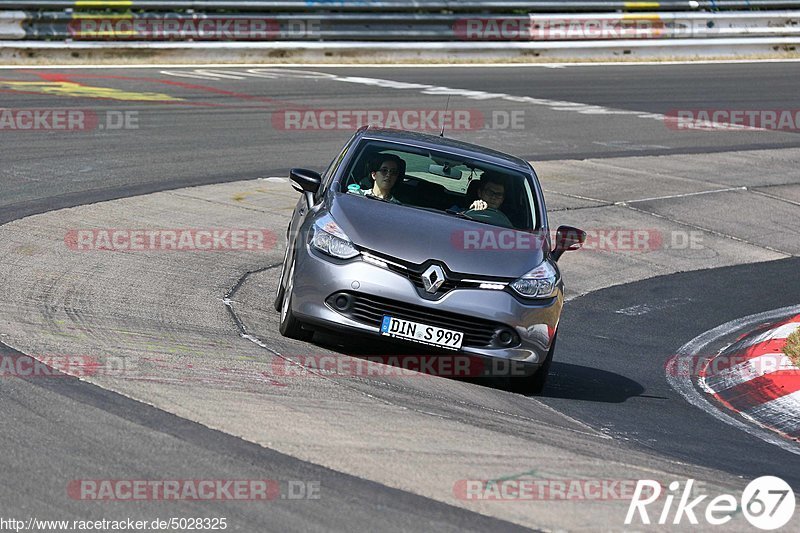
top-left (386, 264), bottom-right (460, 295)
top-left (361, 249), bottom-right (510, 300)
top-left (329, 292), bottom-right (517, 348)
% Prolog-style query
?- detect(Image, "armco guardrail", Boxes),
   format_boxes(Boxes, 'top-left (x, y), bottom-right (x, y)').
top-left (3, 10), bottom-right (800, 41)
top-left (1, 11), bottom-right (26, 39)
top-left (1, 1), bottom-right (799, 60)
top-left (3, 1), bottom-right (800, 11)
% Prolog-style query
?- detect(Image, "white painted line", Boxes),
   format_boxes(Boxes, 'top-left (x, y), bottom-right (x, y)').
top-left (150, 67), bottom-right (666, 125)
top-left (301, 72), bottom-right (667, 124)
top-left (615, 297), bottom-right (693, 316)
top-left (259, 177), bottom-right (288, 183)
top-left (666, 304), bottom-right (800, 456)
top-left (617, 187), bottom-right (748, 205)
top-left (542, 189), bottom-right (609, 206)
top-left (750, 188), bottom-right (800, 208)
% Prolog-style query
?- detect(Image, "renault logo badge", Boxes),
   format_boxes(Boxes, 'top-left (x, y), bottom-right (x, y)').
top-left (421, 265), bottom-right (446, 293)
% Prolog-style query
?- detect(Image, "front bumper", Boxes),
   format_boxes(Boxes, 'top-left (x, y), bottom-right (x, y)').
top-left (292, 246), bottom-right (562, 367)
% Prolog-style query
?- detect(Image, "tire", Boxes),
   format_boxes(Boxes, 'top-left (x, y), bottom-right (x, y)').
top-left (278, 257), bottom-right (314, 341)
top-left (510, 333), bottom-right (556, 395)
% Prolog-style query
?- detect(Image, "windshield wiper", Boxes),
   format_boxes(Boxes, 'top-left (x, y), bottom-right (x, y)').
top-left (445, 207), bottom-right (469, 218)
top-left (445, 208), bottom-right (500, 227)
top-left (446, 207), bottom-right (485, 221)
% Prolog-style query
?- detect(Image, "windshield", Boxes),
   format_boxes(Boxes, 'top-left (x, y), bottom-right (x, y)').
top-left (337, 140), bottom-right (538, 230)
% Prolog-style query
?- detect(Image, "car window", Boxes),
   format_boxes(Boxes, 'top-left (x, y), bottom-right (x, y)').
top-left (339, 140), bottom-right (538, 230)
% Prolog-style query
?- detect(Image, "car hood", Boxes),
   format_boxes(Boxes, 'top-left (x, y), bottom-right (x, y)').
top-left (330, 194), bottom-right (546, 278)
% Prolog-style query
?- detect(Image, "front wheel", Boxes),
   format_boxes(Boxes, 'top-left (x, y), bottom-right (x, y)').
top-left (278, 258), bottom-right (314, 341)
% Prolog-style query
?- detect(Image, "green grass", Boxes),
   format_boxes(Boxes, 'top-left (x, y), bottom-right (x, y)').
top-left (783, 325), bottom-right (800, 367)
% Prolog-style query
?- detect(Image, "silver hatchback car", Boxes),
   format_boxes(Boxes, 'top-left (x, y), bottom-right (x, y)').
top-left (274, 127), bottom-right (584, 393)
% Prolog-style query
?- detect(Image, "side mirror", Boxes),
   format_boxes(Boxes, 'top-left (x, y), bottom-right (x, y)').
top-left (290, 168), bottom-right (321, 193)
top-left (290, 168), bottom-right (322, 208)
top-left (552, 225), bottom-right (586, 261)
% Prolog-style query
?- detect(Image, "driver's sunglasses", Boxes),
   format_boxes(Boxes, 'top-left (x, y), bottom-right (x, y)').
top-left (378, 167), bottom-right (400, 177)
top-left (484, 189), bottom-right (505, 199)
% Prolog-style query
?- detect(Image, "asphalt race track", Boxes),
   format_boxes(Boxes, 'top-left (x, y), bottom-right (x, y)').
top-left (552, 257), bottom-right (800, 485)
top-left (1, 62), bottom-right (799, 531)
top-left (3, 62), bottom-right (800, 222)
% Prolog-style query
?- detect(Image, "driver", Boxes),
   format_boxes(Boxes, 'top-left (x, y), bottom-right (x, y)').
top-left (349, 154), bottom-right (404, 204)
top-left (464, 173), bottom-right (513, 228)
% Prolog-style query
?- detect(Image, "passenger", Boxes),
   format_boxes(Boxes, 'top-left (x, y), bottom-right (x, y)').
top-left (464, 173), bottom-right (513, 228)
top-left (349, 154), bottom-right (404, 204)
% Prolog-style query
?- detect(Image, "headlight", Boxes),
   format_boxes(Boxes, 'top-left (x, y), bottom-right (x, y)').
top-left (311, 215), bottom-right (359, 260)
top-left (510, 260), bottom-right (559, 299)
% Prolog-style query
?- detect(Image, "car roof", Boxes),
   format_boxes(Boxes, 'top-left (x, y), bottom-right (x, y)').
top-left (358, 127), bottom-right (534, 174)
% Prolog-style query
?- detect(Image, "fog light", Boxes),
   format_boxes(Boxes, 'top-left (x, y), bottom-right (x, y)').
top-left (497, 329), bottom-right (515, 347)
top-left (334, 294), bottom-right (351, 311)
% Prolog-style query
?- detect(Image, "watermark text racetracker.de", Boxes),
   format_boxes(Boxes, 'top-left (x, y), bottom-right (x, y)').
top-left (454, 16), bottom-right (666, 40)
top-left (453, 16), bottom-right (725, 40)
top-left (271, 354), bottom-right (541, 379)
top-left (0, 354), bottom-right (126, 378)
top-left (67, 479), bottom-right (320, 501)
top-left (64, 229), bottom-right (277, 252)
top-left (665, 109), bottom-right (800, 132)
top-left (455, 478), bottom-right (649, 501)
top-left (665, 352), bottom-right (800, 379)
top-left (272, 108), bottom-right (525, 132)
top-left (0, 109), bottom-right (138, 131)
top-left (450, 228), bottom-right (704, 252)
top-left (456, 474), bottom-right (796, 529)
top-left (68, 17), bottom-right (322, 40)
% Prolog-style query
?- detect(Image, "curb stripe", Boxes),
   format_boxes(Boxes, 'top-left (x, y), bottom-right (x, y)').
top-left (699, 316), bottom-right (800, 442)
top-left (725, 317), bottom-right (800, 352)
top-left (712, 370), bottom-right (800, 413)
top-left (702, 338), bottom-right (788, 374)
top-left (742, 390), bottom-right (800, 439)
top-left (666, 304), bottom-right (800, 456)
top-left (702, 352), bottom-right (796, 392)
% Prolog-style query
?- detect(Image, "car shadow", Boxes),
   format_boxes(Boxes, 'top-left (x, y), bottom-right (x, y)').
top-left (310, 330), bottom-right (644, 403)
top-left (535, 362), bottom-right (645, 402)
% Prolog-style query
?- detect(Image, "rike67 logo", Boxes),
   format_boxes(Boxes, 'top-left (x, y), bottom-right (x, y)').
top-left (626, 477), bottom-right (796, 530)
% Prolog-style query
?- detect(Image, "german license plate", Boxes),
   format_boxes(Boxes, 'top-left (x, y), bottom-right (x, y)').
top-left (380, 316), bottom-right (463, 350)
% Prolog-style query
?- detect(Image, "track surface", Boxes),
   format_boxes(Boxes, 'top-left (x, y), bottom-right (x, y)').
top-left (552, 257), bottom-right (800, 487)
top-left (1, 62), bottom-right (799, 529)
top-left (3, 63), bottom-right (800, 222)
top-left (0, 343), bottom-right (527, 532)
